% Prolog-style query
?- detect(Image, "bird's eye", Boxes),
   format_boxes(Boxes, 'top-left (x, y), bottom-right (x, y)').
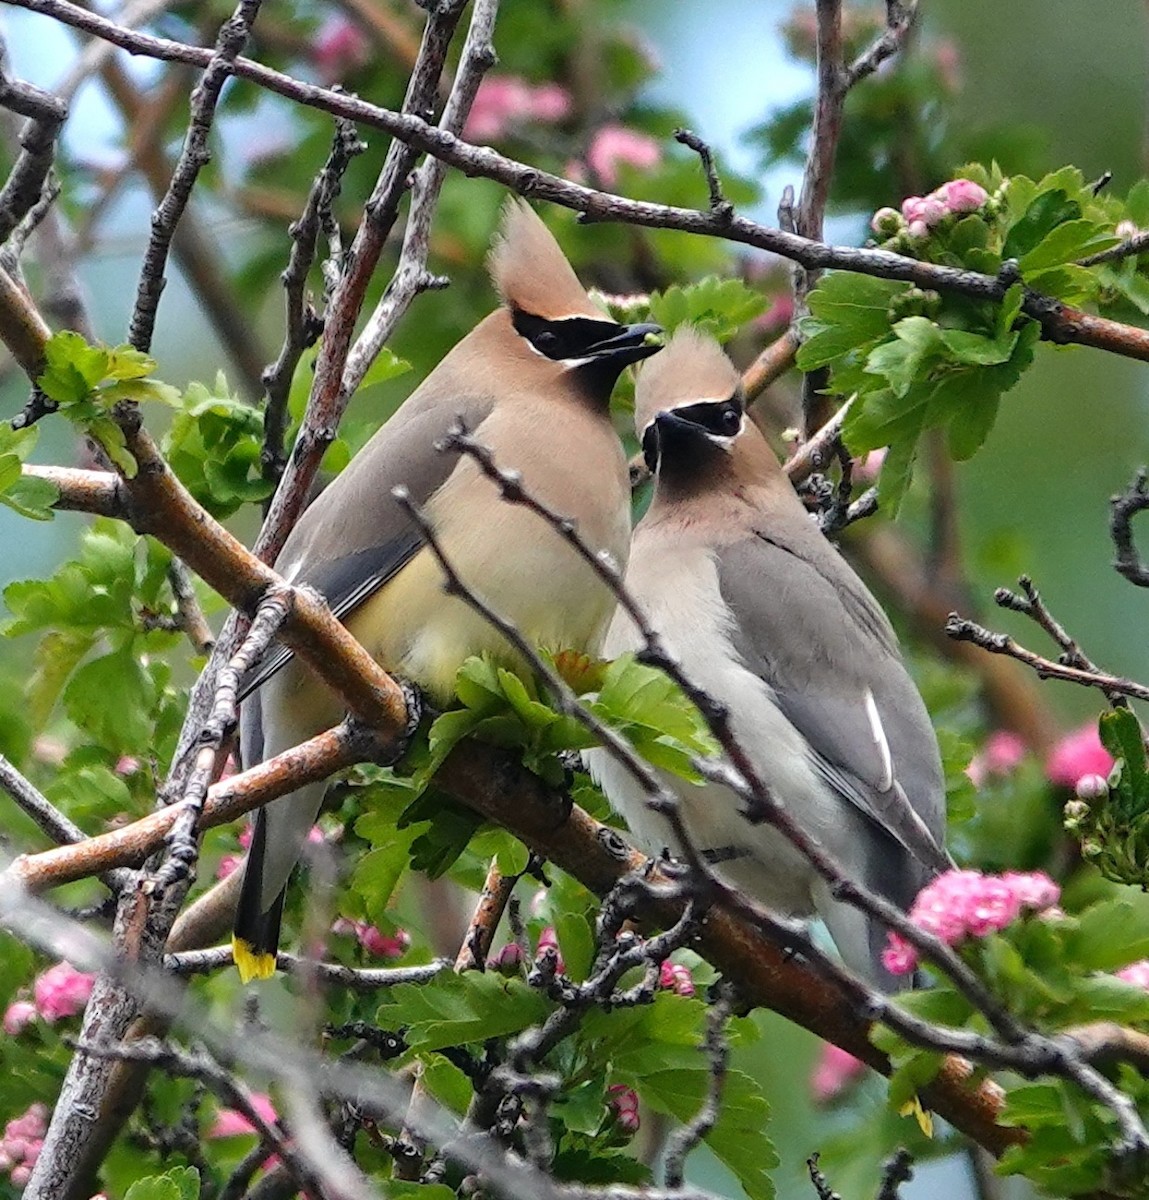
top-left (720, 405), bottom-right (741, 434)
top-left (535, 330), bottom-right (559, 353)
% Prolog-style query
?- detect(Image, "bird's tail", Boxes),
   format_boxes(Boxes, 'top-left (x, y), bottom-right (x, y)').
top-left (232, 807), bottom-right (285, 982)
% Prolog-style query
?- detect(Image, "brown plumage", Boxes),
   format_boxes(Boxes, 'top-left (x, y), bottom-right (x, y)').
top-left (234, 198), bottom-right (661, 982)
top-left (488, 197), bottom-right (607, 319)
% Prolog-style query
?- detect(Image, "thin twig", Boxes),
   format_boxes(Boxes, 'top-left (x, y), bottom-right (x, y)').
top-left (1111, 467), bottom-right (1149, 587)
top-left (128, 0), bottom-right (262, 355)
top-left (946, 614), bottom-right (1149, 705)
top-left (0, 65), bottom-right (67, 246)
top-left (0, 754), bottom-right (130, 892)
top-left (164, 945), bottom-right (449, 988)
top-left (260, 120), bottom-right (365, 488)
top-left (673, 128), bottom-right (732, 220)
top-left (8, 0), bottom-right (1149, 365)
top-left (663, 984), bottom-right (732, 1188)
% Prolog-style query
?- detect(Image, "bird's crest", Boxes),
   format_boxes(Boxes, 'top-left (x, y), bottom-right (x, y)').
top-left (488, 197), bottom-right (602, 320)
top-left (633, 326), bottom-right (742, 435)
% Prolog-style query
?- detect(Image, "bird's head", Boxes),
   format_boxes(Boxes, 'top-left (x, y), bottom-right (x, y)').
top-left (487, 198), bottom-right (662, 400)
top-left (635, 326), bottom-right (752, 487)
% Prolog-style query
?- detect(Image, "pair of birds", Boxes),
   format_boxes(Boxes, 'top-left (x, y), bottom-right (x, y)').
top-left (233, 198), bottom-right (947, 989)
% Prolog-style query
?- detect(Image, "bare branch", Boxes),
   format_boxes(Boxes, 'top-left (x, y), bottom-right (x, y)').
top-left (128, 0), bottom-right (263, 355)
top-left (0, 754), bottom-right (130, 892)
top-left (1111, 467), bottom-right (1149, 587)
top-left (0, 64), bottom-right (67, 246)
top-left (674, 127), bottom-right (733, 220)
top-left (164, 945), bottom-right (449, 989)
top-left (663, 984), bottom-right (733, 1188)
top-left (8, 0), bottom-right (1149, 365)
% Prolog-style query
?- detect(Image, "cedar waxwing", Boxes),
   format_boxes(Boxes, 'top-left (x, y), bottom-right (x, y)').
top-left (233, 199), bottom-right (662, 981)
top-left (588, 328), bottom-right (947, 988)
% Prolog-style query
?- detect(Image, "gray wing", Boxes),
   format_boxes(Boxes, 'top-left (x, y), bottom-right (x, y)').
top-left (238, 390), bottom-right (494, 701)
top-left (716, 528), bottom-right (948, 879)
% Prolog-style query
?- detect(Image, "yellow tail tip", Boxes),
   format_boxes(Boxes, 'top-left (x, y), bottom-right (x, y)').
top-left (232, 937), bottom-right (276, 983)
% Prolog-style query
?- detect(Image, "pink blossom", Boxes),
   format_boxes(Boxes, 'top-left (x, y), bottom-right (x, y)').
top-left (488, 942), bottom-right (524, 973)
top-left (306, 826), bottom-right (325, 844)
top-left (1076, 773), bottom-right (1109, 800)
top-left (357, 925), bottom-right (410, 960)
top-left (0, 1104), bottom-right (47, 1189)
top-left (607, 1084), bottom-right (640, 1135)
top-left (216, 853), bottom-right (243, 881)
top-left (312, 15), bottom-right (370, 84)
top-left (332, 919), bottom-right (410, 959)
top-left (1117, 960), bottom-right (1149, 990)
top-left (810, 1043), bottom-right (866, 1103)
top-left (755, 292), bottom-right (795, 333)
top-left (1046, 723), bottom-right (1114, 788)
top-left (967, 730), bottom-right (1026, 788)
top-left (853, 448), bottom-right (887, 482)
top-left (901, 194), bottom-right (947, 228)
top-left (883, 869), bottom-right (1061, 975)
top-left (907, 219), bottom-right (930, 240)
top-left (658, 960), bottom-right (696, 997)
top-left (114, 755), bottom-right (139, 777)
top-left (209, 1093), bottom-right (278, 1140)
top-left (464, 76), bottom-right (572, 142)
top-left (3, 1001), bottom-right (37, 1036)
top-left (31, 735), bottom-right (67, 766)
top-left (239, 824), bottom-right (254, 850)
top-left (587, 125), bottom-right (661, 187)
top-left (535, 926), bottom-right (566, 975)
top-left (938, 179), bottom-right (988, 214)
top-left (32, 962), bottom-right (94, 1023)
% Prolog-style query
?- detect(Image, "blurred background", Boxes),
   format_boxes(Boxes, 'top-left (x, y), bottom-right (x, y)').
top-left (1, 2), bottom-right (1147, 1197)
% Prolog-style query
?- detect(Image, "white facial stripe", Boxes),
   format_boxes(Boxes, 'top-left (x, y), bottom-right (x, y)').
top-left (864, 688), bottom-right (895, 792)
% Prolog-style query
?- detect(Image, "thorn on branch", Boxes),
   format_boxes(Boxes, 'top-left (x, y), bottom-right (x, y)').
top-left (674, 127), bottom-right (733, 222)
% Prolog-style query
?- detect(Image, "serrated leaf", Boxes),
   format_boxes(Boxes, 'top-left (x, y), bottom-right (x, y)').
top-left (1003, 188), bottom-right (1081, 260)
top-left (1021, 220), bottom-right (1118, 272)
top-left (124, 1167), bottom-right (200, 1200)
top-left (0, 474), bottom-right (58, 520)
top-left (375, 971), bottom-right (550, 1052)
top-left (1066, 898), bottom-right (1149, 970)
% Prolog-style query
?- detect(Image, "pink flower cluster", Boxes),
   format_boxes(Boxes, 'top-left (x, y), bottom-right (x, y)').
top-left (1117, 960), bottom-right (1149, 990)
top-left (0, 1104), bottom-right (47, 1188)
top-left (312, 16), bottom-right (370, 84)
top-left (966, 730), bottom-right (1026, 788)
top-left (464, 76), bottom-right (572, 142)
top-left (209, 1092), bottom-right (278, 1140)
top-left (4, 962), bottom-right (95, 1034)
top-left (607, 1084), bottom-right (640, 1136)
top-left (586, 125), bottom-right (661, 187)
top-left (882, 869), bottom-right (1061, 976)
top-left (658, 960), bottom-right (695, 997)
top-left (332, 919), bottom-right (410, 960)
top-left (872, 178), bottom-right (989, 240)
top-left (1045, 723), bottom-right (1113, 791)
top-left (810, 1043), bottom-right (865, 1104)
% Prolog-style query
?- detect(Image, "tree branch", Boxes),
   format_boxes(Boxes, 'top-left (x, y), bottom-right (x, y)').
top-left (9, 0), bottom-right (1149, 366)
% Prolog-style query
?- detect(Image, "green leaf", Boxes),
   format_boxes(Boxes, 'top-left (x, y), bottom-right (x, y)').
top-left (1003, 188), bottom-right (1081, 260)
top-left (1065, 898), bottom-right (1149, 970)
top-left (124, 1167), bottom-right (200, 1200)
top-left (359, 347), bottom-right (412, 390)
top-left (1100, 707), bottom-right (1149, 820)
top-left (864, 318), bottom-right (944, 397)
top-left (648, 277), bottom-right (766, 341)
top-left (63, 646), bottom-right (157, 751)
top-left (1020, 220), bottom-right (1118, 272)
top-left (0, 473), bottom-right (58, 520)
top-left (374, 971), bottom-right (550, 1052)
